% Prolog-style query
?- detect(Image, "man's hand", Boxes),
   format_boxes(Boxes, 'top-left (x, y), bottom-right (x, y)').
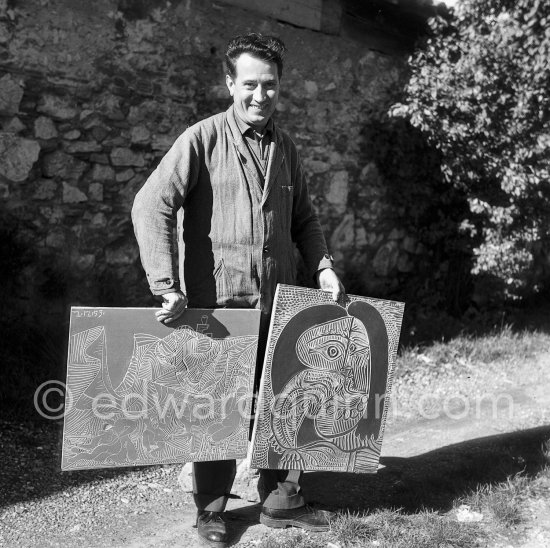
top-left (155, 291), bottom-right (188, 324)
top-left (316, 268), bottom-right (345, 302)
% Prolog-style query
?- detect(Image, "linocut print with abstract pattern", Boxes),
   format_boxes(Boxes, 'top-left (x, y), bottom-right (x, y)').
top-left (250, 285), bottom-right (404, 473)
top-left (62, 307), bottom-right (260, 470)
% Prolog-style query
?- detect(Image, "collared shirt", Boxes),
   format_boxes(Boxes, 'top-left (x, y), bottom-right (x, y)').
top-left (234, 114), bottom-right (273, 183)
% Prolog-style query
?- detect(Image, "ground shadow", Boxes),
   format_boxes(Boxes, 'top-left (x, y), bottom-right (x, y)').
top-left (2, 414), bottom-right (549, 522)
top-left (0, 414), bottom-right (165, 509)
top-left (300, 425), bottom-right (550, 513)
top-left (225, 503), bottom-right (262, 546)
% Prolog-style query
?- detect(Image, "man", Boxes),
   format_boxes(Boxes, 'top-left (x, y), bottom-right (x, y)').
top-left (132, 33), bottom-right (345, 547)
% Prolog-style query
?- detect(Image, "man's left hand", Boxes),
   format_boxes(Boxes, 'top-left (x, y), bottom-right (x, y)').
top-left (316, 268), bottom-right (345, 302)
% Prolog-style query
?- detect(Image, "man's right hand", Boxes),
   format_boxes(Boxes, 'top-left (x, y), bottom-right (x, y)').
top-left (155, 291), bottom-right (188, 324)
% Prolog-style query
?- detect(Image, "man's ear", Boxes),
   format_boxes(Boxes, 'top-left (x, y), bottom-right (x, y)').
top-left (226, 74), bottom-right (235, 96)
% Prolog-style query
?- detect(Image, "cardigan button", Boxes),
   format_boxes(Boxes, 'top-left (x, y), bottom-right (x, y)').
top-left (263, 246), bottom-right (269, 254)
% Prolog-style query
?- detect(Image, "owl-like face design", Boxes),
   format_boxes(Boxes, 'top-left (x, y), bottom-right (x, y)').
top-left (296, 316), bottom-right (370, 392)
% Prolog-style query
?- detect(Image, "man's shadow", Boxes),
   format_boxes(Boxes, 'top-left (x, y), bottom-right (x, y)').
top-left (224, 425), bottom-right (550, 544)
top-left (302, 425), bottom-right (550, 513)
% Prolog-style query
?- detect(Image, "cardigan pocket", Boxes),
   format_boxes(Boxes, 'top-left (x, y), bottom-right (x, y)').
top-left (214, 258), bottom-right (233, 301)
top-left (278, 184), bottom-right (294, 232)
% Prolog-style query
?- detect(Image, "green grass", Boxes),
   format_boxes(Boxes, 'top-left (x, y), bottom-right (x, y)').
top-left (333, 509), bottom-right (482, 548)
top-left (307, 462), bottom-right (549, 548)
top-left (396, 326), bottom-right (550, 380)
top-left (258, 531), bottom-right (327, 548)
top-left (257, 509), bottom-right (483, 548)
top-left (424, 326), bottom-right (546, 365)
top-left (389, 326), bottom-right (550, 425)
top-left (330, 510), bottom-right (376, 545)
top-left (256, 333), bottom-right (550, 548)
top-left (459, 473), bottom-right (531, 528)
top-left (255, 327), bottom-right (550, 548)
top-left (458, 440), bottom-right (550, 529)
top-left (256, 471), bottom-right (547, 548)
top-left (255, 439), bottom-right (550, 547)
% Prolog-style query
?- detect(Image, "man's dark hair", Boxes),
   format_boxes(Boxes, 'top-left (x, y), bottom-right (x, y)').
top-left (225, 33), bottom-right (286, 79)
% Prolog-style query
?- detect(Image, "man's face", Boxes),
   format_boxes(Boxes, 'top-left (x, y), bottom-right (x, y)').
top-left (226, 52), bottom-right (280, 129)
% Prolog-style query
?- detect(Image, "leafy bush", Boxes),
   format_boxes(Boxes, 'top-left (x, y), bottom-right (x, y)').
top-left (391, 0), bottom-right (550, 300)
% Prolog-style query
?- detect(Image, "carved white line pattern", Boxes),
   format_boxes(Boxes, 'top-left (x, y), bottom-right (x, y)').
top-left (62, 311), bottom-right (258, 470)
top-left (250, 284), bottom-right (404, 473)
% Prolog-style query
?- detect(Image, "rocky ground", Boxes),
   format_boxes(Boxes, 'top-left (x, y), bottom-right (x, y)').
top-left (1, 342), bottom-right (549, 548)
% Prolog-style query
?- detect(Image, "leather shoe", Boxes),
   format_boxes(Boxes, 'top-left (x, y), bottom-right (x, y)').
top-left (196, 511), bottom-right (229, 547)
top-left (260, 504), bottom-right (333, 532)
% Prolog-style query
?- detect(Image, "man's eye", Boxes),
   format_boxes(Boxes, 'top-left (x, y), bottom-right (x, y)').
top-left (313, 339), bottom-right (345, 361)
top-left (326, 345), bottom-right (341, 358)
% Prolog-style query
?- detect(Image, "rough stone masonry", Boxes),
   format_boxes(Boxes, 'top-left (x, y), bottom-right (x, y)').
top-left (0, 0), bottom-right (463, 338)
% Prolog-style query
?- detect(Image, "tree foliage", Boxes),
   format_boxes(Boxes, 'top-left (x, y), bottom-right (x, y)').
top-left (391, 0), bottom-right (550, 299)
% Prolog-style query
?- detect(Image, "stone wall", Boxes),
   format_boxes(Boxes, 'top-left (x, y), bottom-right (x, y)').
top-left (0, 0), bottom-right (470, 350)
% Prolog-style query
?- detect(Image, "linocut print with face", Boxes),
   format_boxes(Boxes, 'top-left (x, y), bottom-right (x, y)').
top-left (250, 285), bottom-right (404, 473)
top-left (62, 308), bottom-right (260, 471)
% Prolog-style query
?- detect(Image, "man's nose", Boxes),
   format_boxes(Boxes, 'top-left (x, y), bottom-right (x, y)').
top-left (253, 85), bottom-right (266, 103)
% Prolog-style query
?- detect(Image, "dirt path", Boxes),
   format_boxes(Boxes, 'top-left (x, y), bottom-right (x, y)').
top-left (109, 351), bottom-right (550, 547)
top-left (1, 351), bottom-right (549, 547)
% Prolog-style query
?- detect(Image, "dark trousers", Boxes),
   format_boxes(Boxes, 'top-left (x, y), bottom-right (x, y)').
top-left (193, 460), bottom-right (305, 512)
top-left (193, 313), bottom-right (305, 512)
